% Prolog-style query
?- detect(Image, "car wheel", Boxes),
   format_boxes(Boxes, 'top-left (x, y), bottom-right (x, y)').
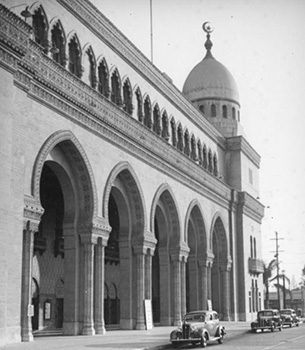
top-left (200, 335), bottom-right (207, 348)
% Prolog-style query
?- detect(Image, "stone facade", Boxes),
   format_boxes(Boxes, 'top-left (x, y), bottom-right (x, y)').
top-left (0, 0), bottom-right (264, 346)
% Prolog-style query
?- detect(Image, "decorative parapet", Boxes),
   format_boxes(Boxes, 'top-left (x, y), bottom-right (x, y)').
top-left (248, 257), bottom-right (264, 275)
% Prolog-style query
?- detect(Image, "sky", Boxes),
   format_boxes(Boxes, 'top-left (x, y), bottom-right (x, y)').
top-left (91, 0), bottom-right (305, 287)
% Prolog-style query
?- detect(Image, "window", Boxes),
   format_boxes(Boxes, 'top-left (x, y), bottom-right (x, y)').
top-left (123, 79), bottom-right (133, 115)
top-left (144, 96), bottom-right (152, 129)
top-left (170, 118), bottom-right (177, 147)
top-left (68, 35), bottom-right (82, 78)
top-left (111, 69), bottom-right (122, 106)
top-left (32, 6), bottom-right (48, 53)
top-left (190, 135), bottom-right (197, 160)
top-left (211, 104), bottom-right (216, 118)
top-left (184, 129), bottom-right (190, 156)
top-left (135, 88), bottom-right (143, 122)
top-left (232, 107), bottom-right (236, 120)
top-left (222, 105), bottom-right (227, 118)
top-left (153, 104), bottom-right (161, 135)
top-left (84, 47), bottom-right (96, 88)
top-left (213, 153), bottom-right (218, 176)
top-left (51, 22), bottom-right (66, 67)
top-left (202, 144), bottom-right (207, 169)
top-left (177, 124), bottom-right (184, 152)
top-left (98, 59), bottom-right (109, 97)
top-left (161, 111), bottom-right (169, 141)
top-left (199, 105), bottom-right (204, 114)
top-left (249, 168), bottom-right (253, 185)
top-left (250, 236), bottom-right (253, 258)
top-left (197, 140), bottom-right (202, 165)
top-left (208, 149), bottom-right (213, 173)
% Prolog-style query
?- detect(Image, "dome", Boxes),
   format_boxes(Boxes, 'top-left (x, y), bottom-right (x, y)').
top-left (182, 29), bottom-right (239, 104)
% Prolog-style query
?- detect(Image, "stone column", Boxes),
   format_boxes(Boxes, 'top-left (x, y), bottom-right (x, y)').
top-left (134, 247), bottom-right (146, 330)
top-left (94, 238), bottom-right (106, 334)
top-left (145, 250), bottom-right (153, 300)
top-left (221, 262), bottom-right (231, 321)
top-left (199, 260), bottom-right (208, 310)
top-left (21, 220), bottom-right (37, 342)
top-left (81, 237), bottom-right (96, 335)
top-left (172, 256), bottom-right (182, 325)
top-left (181, 256), bottom-right (187, 317)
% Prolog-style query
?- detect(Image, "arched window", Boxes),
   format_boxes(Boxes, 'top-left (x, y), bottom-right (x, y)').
top-left (153, 104), bottom-right (161, 135)
top-left (111, 69), bottom-right (122, 106)
top-left (211, 104), bottom-right (216, 118)
top-left (197, 140), bottom-right (202, 165)
top-left (170, 118), bottom-right (177, 147)
top-left (184, 129), bottom-right (190, 156)
top-left (202, 144), bottom-right (207, 169)
top-left (51, 22), bottom-right (66, 67)
top-left (32, 6), bottom-right (48, 53)
top-left (84, 47), bottom-right (96, 88)
top-left (232, 107), bottom-right (236, 120)
top-left (254, 237), bottom-right (257, 259)
top-left (238, 111), bottom-right (240, 122)
top-left (213, 153), bottom-right (218, 176)
top-left (190, 135), bottom-right (197, 160)
top-left (68, 35), bottom-right (82, 78)
top-left (98, 59), bottom-right (109, 97)
top-left (177, 124), bottom-right (184, 152)
top-left (199, 105), bottom-right (204, 114)
top-left (123, 79), bottom-right (133, 115)
top-left (144, 96), bottom-right (152, 129)
top-left (222, 105), bottom-right (227, 118)
top-left (135, 88), bottom-right (143, 122)
top-left (208, 149), bottom-right (213, 173)
top-left (161, 111), bottom-right (169, 141)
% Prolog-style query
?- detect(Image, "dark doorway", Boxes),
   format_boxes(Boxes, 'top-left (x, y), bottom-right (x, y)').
top-left (55, 298), bottom-right (63, 328)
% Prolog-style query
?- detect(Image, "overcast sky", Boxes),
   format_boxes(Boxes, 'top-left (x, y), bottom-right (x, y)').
top-left (91, 0), bottom-right (305, 286)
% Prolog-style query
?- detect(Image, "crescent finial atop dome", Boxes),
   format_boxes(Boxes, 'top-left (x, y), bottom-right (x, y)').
top-left (202, 22), bottom-right (214, 59)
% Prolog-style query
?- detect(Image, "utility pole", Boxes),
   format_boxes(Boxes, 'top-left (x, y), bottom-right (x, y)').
top-left (270, 231), bottom-right (284, 310)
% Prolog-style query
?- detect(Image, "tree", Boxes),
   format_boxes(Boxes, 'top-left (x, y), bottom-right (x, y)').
top-left (263, 259), bottom-right (277, 308)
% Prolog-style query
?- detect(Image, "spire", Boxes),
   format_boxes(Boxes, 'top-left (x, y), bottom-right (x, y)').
top-left (202, 22), bottom-right (214, 59)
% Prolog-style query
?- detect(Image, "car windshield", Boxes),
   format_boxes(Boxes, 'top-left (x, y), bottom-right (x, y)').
top-left (280, 310), bottom-right (292, 315)
top-left (258, 311), bottom-right (273, 317)
top-left (184, 313), bottom-right (206, 322)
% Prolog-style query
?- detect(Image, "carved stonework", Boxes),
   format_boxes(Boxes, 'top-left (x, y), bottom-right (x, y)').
top-left (23, 195), bottom-right (44, 232)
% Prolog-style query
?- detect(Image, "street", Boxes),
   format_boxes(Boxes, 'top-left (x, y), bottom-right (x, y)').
top-left (168, 324), bottom-right (305, 350)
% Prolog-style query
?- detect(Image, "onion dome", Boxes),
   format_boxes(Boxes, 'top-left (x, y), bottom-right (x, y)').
top-left (182, 22), bottom-right (241, 137)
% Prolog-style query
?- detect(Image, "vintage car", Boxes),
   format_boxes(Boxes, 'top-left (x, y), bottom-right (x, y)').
top-left (251, 309), bottom-right (282, 333)
top-left (170, 310), bottom-right (225, 348)
top-left (280, 309), bottom-right (300, 327)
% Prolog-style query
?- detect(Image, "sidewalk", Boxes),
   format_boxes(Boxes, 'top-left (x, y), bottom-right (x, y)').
top-left (0, 322), bottom-right (250, 350)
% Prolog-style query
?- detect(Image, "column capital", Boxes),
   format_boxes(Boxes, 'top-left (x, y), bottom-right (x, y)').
top-left (132, 231), bottom-right (157, 255)
top-left (170, 241), bottom-right (190, 261)
top-left (23, 195), bottom-right (44, 231)
top-left (79, 217), bottom-right (111, 245)
top-left (199, 252), bottom-right (215, 267)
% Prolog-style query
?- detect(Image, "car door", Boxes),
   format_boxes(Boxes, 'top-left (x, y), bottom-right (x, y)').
top-left (204, 312), bottom-right (216, 336)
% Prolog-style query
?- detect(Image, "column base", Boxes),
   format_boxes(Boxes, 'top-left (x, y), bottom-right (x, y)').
top-left (135, 322), bottom-right (146, 330)
top-left (94, 323), bottom-right (106, 334)
top-left (63, 321), bottom-right (82, 335)
top-left (82, 325), bottom-right (96, 335)
top-left (21, 332), bottom-right (34, 342)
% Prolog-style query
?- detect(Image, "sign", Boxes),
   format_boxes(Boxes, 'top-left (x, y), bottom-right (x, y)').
top-left (144, 299), bottom-right (153, 330)
top-left (27, 304), bottom-right (34, 317)
top-left (207, 299), bottom-right (212, 311)
top-left (44, 300), bottom-right (51, 320)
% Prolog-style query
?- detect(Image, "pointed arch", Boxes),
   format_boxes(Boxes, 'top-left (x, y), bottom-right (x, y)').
top-left (170, 116), bottom-right (177, 147)
top-left (32, 130), bottom-right (97, 222)
top-left (152, 103), bottom-right (161, 135)
top-left (68, 33), bottom-right (82, 78)
top-left (202, 143), bottom-right (208, 169)
top-left (208, 148), bottom-right (213, 173)
top-left (135, 86), bottom-right (143, 122)
top-left (161, 109), bottom-right (169, 141)
top-left (150, 183), bottom-right (181, 247)
top-left (210, 213), bottom-right (228, 257)
top-left (110, 68), bottom-right (122, 106)
top-left (97, 57), bottom-right (109, 97)
top-left (143, 94), bottom-right (152, 129)
top-left (177, 123), bottom-right (184, 152)
top-left (102, 161), bottom-right (147, 237)
top-left (50, 19), bottom-right (66, 67)
top-left (122, 77), bottom-right (133, 115)
top-left (183, 128), bottom-right (190, 156)
top-left (32, 5), bottom-right (49, 53)
top-left (197, 139), bottom-right (202, 165)
top-left (213, 152), bottom-right (218, 176)
top-left (83, 44), bottom-right (97, 88)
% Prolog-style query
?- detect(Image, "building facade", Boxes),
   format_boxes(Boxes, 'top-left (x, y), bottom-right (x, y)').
top-left (0, 0), bottom-right (264, 346)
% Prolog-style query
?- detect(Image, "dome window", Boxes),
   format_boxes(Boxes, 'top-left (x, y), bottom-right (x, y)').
top-left (199, 105), bottom-right (205, 114)
top-left (222, 105), bottom-right (227, 118)
top-left (232, 107), bottom-right (236, 120)
top-left (211, 104), bottom-right (216, 118)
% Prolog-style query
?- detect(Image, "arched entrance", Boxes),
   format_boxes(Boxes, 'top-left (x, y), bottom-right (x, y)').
top-left (22, 131), bottom-right (97, 340)
top-left (103, 163), bottom-right (146, 330)
top-left (211, 216), bottom-right (231, 320)
top-left (151, 185), bottom-right (183, 326)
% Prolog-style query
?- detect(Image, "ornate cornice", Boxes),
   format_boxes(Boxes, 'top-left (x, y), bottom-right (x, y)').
top-left (23, 194), bottom-right (44, 231)
top-left (56, 0), bottom-right (225, 148)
